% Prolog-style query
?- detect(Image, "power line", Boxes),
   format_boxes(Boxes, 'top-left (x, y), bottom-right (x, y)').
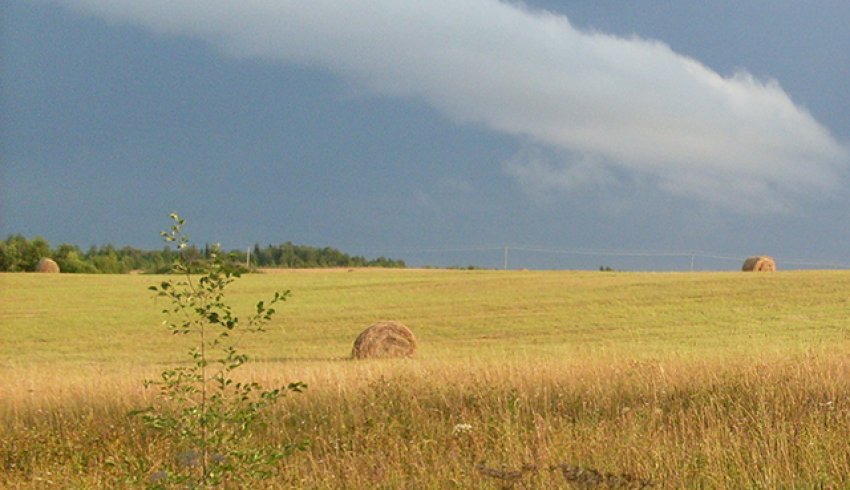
top-left (509, 246), bottom-right (695, 258)
top-left (363, 245), bottom-right (850, 270)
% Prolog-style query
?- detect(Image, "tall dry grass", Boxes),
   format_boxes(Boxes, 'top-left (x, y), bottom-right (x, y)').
top-left (4, 352), bottom-right (850, 488)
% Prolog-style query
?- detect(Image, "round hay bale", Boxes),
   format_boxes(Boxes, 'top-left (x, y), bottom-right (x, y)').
top-left (742, 256), bottom-right (776, 272)
top-left (35, 258), bottom-right (60, 273)
top-left (352, 321), bottom-right (417, 359)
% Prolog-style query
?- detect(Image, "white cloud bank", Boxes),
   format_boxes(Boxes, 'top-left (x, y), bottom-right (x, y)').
top-left (61, 0), bottom-right (848, 211)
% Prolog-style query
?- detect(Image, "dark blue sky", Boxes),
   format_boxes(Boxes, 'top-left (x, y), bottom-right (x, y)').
top-left (3, 1), bottom-right (849, 269)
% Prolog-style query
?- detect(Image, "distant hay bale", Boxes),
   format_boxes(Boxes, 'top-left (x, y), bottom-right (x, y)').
top-left (352, 321), bottom-right (417, 359)
top-left (35, 258), bottom-right (60, 273)
top-left (742, 256), bottom-right (776, 272)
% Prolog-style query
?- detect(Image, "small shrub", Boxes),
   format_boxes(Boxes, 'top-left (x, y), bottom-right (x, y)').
top-left (131, 213), bottom-right (306, 488)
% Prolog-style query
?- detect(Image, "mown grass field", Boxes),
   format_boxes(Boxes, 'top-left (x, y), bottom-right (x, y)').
top-left (2, 269), bottom-right (850, 488)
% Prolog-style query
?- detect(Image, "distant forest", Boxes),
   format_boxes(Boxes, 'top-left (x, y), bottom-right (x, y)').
top-left (0, 235), bottom-right (405, 273)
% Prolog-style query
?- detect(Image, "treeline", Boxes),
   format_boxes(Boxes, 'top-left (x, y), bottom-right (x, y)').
top-left (0, 235), bottom-right (405, 273)
top-left (249, 242), bottom-right (405, 269)
top-left (0, 235), bottom-right (181, 273)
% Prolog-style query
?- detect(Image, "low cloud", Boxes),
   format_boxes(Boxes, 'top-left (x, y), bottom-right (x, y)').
top-left (61, 0), bottom-right (848, 212)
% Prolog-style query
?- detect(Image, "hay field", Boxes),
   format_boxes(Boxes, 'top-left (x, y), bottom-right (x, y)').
top-left (2, 269), bottom-right (850, 488)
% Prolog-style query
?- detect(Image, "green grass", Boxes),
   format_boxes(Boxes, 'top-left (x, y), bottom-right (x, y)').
top-left (2, 269), bottom-right (849, 365)
top-left (2, 269), bottom-right (850, 488)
